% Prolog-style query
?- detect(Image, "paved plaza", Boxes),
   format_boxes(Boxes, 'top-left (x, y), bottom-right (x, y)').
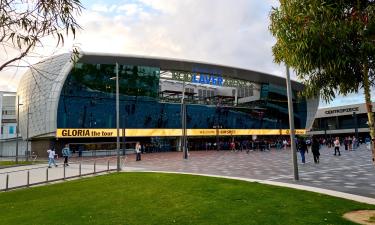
top-left (123, 145), bottom-right (375, 199)
top-left (1, 145), bottom-right (374, 200)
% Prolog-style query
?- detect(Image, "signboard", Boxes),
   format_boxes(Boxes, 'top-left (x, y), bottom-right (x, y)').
top-left (170, 71), bottom-right (254, 88)
top-left (56, 128), bottom-right (306, 138)
top-left (191, 74), bottom-right (223, 86)
top-left (324, 107), bottom-right (359, 115)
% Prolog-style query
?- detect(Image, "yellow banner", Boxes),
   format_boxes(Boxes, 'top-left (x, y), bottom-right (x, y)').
top-left (56, 128), bottom-right (306, 138)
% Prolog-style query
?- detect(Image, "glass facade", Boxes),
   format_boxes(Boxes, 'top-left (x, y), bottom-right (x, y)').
top-left (311, 114), bottom-right (370, 131)
top-left (57, 62), bottom-right (307, 131)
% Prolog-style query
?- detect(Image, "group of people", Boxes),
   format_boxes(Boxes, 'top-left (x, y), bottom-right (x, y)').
top-left (46, 144), bottom-right (72, 168)
top-left (297, 135), bottom-right (371, 164)
top-left (202, 138), bottom-right (290, 152)
top-left (47, 142), bottom-right (143, 166)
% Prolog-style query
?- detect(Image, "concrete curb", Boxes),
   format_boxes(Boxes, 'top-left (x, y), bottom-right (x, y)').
top-left (122, 170), bottom-right (375, 205)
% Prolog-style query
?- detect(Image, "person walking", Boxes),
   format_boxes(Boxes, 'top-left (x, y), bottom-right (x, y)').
top-left (135, 142), bottom-right (141, 161)
top-left (283, 139), bottom-right (288, 150)
top-left (298, 138), bottom-right (308, 164)
top-left (334, 137), bottom-right (341, 156)
top-left (311, 137), bottom-right (320, 164)
top-left (62, 144), bottom-right (71, 167)
top-left (47, 148), bottom-right (58, 168)
top-left (344, 137), bottom-right (349, 151)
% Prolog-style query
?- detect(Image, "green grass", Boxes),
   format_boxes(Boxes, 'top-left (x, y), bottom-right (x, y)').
top-left (0, 161), bottom-right (42, 166)
top-left (0, 173), bottom-right (373, 225)
top-left (369, 215), bottom-right (375, 222)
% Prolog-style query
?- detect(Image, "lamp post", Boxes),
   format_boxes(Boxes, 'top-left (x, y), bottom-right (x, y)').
top-left (26, 106), bottom-right (31, 161)
top-left (16, 96), bottom-right (23, 164)
top-left (111, 63), bottom-right (121, 171)
top-left (181, 79), bottom-right (188, 159)
top-left (116, 63), bottom-right (120, 171)
top-left (285, 65), bottom-right (299, 181)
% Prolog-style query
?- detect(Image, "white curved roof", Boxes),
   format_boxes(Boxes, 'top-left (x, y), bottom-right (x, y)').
top-left (17, 53), bottom-right (73, 139)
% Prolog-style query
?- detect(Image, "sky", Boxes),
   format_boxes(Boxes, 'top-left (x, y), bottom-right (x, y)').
top-left (0, 0), bottom-right (370, 108)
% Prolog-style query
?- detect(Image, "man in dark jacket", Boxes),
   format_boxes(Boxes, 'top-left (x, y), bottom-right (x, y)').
top-left (298, 138), bottom-right (308, 164)
top-left (311, 137), bottom-right (320, 164)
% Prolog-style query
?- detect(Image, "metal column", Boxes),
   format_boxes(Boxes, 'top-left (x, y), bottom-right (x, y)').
top-left (285, 65), bottom-right (299, 181)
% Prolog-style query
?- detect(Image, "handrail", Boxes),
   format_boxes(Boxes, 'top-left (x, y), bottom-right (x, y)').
top-left (0, 156), bottom-right (119, 175)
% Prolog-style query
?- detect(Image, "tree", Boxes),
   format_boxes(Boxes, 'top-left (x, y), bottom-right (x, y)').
top-left (270, 0), bottom-right (375, 163)
top-left (0, 0), bottom-right (83, 71)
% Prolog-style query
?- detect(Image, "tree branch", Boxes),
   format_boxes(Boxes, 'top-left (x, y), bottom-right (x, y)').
top-left (0, 41), bottom-right (34, 71)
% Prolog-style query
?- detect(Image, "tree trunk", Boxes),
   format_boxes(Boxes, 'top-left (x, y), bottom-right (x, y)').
top-left (363, 65), bottom-right (375, 164)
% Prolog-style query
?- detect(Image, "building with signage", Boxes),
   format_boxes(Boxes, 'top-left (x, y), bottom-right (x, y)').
top-left (308, 103), bottom-right (374, 138)
top-left (17, 53), bottom-right (318, 156)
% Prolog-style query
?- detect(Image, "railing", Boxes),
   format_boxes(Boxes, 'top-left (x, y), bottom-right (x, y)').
top-left (0, 156), bottom-right (122, 191)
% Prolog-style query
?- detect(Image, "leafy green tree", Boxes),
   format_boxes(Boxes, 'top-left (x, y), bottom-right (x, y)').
top-left (270, 0), bottom-right (375, 163)
top-left (0, 0), bottom-right (83, 71)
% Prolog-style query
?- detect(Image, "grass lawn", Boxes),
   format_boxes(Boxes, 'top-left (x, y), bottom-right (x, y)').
top-left (0, 161), bottom-right (42, 166)
top-left (0, 172), bottom-right (374, 225)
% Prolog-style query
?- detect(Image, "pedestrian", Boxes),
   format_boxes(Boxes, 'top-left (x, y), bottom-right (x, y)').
top-left (298, 138), bottom-right (308, 164)
top-left (352, 136), bottom-right (357, 150)
top-left (311, 137), bottom-right (320, 164)
top-left (47, 147), bottom-right (58, 168)
top-left (283, 139), bottom-right (287, 150)
top-left (62, 144), bottom-right (71, 167)
top-left (344, 137), bottom-right (349, 151)
top-left (334, 137), bottom-right (341, 156)
top-left (230, 141), bottom-right (236, 152)
top-left (365, 136), bottom-right (371, 150)
top-left (135, 142), bottom-right (141, 161)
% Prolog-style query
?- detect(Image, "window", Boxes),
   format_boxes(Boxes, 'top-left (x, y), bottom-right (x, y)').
top-left (9, 126), bottom-right (14, 134)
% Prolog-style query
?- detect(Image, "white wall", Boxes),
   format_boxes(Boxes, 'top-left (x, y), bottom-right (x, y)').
top-left (0, 138), bottom-right (28, 157)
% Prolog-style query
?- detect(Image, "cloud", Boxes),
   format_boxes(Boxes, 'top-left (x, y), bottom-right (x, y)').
top-left (0, 0), bottom-right (370, 108)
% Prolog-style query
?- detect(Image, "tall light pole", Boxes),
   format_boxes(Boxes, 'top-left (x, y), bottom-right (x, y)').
top-left (15, 96), bottom-right (23, 164)
top-left (285, 65), bottom-right (299, 181)
top-left (116, 63), bottom-right (121, 171)
top-left (26, 106), bottom-right (30, 161)
top-left (181, 79), bottom-right (188, 159)
top-left (110, 65), bottom-right (121, 171)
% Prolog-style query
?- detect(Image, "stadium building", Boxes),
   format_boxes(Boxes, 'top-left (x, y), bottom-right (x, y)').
top-left (308, 103), bottom-right (374, 139)
top-left (16, 53), bottom-right (318, 156)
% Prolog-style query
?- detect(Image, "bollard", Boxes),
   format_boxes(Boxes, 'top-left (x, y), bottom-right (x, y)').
top-left (79, 163), bottom-right (81, 177)
top-left (107, 160), bottom-right (110, 172)
top-left (27, 170), bottom-right (30, 187)
top-left (63, 164), bottom-right (66, 180)
top-left (5, 174), bottom-right (9, 191)
top-left (94, 161), bottom-right (96, 174)
top-left (46, 168), bottom-right (49, 181)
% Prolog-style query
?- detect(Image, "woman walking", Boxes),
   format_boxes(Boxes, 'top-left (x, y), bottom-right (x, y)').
top-left (135, 142), bottom-right (142, 161)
